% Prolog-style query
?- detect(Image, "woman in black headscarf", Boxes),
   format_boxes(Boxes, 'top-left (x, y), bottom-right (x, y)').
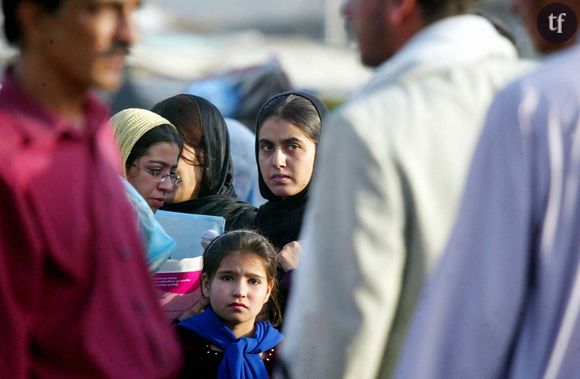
top-left (152, 94), bottom-right (256, 231)
top-left (254, 90), bottom-right (328, 313)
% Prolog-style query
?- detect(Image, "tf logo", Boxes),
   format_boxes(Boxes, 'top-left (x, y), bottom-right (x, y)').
top-left (537, 3), bottom-right (578, 44)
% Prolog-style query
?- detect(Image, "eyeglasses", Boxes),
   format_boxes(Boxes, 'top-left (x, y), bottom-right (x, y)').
top-left (130, 164), bottom-right (183, 186)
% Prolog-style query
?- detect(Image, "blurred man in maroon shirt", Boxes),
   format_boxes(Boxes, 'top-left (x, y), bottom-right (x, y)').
top-left (0, 0), bottom-right (182, 377)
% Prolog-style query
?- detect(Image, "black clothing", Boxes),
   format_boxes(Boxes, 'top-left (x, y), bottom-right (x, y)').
top-left (153, 94), bottom-right (257, 230)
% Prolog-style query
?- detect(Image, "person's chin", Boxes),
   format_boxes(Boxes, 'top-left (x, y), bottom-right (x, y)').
top-left (149, 198), bottom-right (165, 211)
top-left (93, 69), bottom-right (124, 91)
top-left (271, 186), bottom-right (297, 198)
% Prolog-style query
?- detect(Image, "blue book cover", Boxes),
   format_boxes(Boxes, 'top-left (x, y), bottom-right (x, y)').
top-left (155, 210), bottom-right (225, 260)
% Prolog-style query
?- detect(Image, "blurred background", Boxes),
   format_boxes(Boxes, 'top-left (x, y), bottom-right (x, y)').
top-left (0, 0), bottom-right (534, 128)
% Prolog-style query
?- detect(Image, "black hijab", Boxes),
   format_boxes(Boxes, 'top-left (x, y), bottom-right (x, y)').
top-left (152, 94), bottom-right (256, 231)
top-left (254, 90), bottom-right (328, 250)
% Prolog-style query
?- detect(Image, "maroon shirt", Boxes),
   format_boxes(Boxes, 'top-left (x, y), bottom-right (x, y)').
top-left (0, 74), bottom-right (182, 378)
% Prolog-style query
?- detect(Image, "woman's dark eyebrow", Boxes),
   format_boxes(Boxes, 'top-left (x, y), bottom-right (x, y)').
top-left (259, 137), bottom-right (304, 144)
top-left (144, 160), bottom-right (174, 168)
top-left (281, 137), bottom-right (303, 144)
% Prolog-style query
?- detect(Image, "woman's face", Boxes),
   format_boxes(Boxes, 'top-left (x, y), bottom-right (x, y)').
top-left (258, 116), bottom-right (317, 198)
top-left (126, 142), bottom-right (180, 212)
top-left (167, 144), bottom-right (203, 203)
top-left (202, 252), bottom-right (273, 338)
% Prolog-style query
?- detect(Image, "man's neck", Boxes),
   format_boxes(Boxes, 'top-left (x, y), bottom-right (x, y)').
top-left (13, 53), bottom-right (87, 127)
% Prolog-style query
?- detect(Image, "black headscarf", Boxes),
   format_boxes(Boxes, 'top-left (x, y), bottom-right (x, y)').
top-left (254, 90), bottom-right (328, 250)
top-left (152, 94), bottom-right (256, 231)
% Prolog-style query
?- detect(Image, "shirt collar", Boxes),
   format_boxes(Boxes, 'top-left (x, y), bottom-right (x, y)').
top-left (355, 14), bottom-right (519, 98)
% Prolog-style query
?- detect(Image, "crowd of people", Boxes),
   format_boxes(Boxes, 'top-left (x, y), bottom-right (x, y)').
top-left (1, 0), bottom-right (579, 378)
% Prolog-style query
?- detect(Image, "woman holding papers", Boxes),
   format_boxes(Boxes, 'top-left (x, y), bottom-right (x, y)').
top-left (254, 90), bottom-right (328, 313)
top-left (152, 94), bottom-right (257, 231)
top-left (111, 108), bottom-right (183, 271)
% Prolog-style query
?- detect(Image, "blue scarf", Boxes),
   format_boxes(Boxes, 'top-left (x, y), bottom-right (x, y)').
top-left (179, 307), bottom-right (283, 379)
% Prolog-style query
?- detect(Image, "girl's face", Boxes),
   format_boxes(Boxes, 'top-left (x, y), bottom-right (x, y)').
top-left (258, 116), bottom-right (317, 198)
top-left (202, 252), bottom-right (273, 338)
top-left (126, 142), bottom-right (180, 212)
top-left (167, 144), bottom-right (203, 203)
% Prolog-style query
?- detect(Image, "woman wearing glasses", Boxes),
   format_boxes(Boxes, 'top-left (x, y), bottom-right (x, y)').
top-left (111, 108), bottom-right (183, 271)
top-left (152, 94), bottom-right (256, 231)
top-left (112, 108), bottom-right (183, 213)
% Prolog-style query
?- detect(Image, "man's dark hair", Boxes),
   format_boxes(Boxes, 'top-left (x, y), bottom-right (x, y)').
top-left (2, 0), bottom-right (62, 46)
top-left (418, 0), bottom-right (480, 23)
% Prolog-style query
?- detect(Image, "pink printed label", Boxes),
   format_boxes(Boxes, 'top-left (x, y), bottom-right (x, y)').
top-left (154, 258), bottom-right (205, 322)
top-left (153, 271), bottom-right (202, 294)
